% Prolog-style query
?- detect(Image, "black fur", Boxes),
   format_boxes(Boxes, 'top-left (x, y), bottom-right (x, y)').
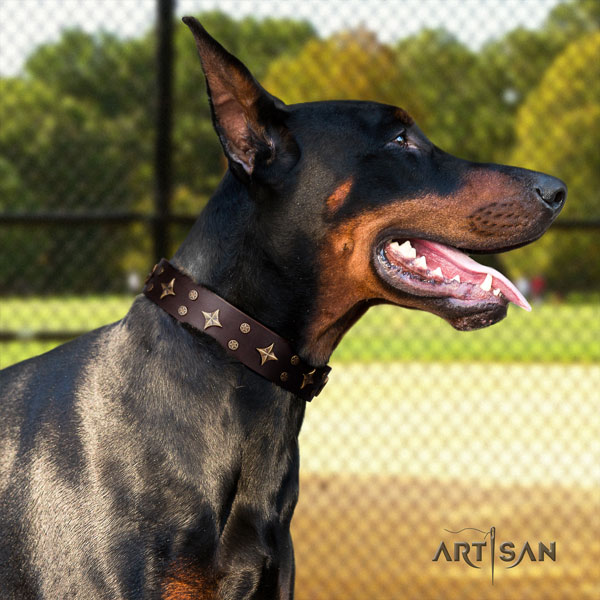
top-left (0, 18), bottom-right (565, 599)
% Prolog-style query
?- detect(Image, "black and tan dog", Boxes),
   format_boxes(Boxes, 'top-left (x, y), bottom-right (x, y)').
top-left (0, 17), bottom-right (566, 599)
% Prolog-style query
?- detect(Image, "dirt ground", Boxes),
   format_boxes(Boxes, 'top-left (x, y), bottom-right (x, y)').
top-left (291, 362), bottom-right (600, 600)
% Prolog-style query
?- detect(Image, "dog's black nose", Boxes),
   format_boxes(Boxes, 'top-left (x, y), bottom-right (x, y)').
top-left (534, 174), bottom-right (567, 213)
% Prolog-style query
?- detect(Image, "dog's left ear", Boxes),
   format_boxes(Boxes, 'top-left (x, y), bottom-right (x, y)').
top-left (182, 17), bottom-right (297, 181)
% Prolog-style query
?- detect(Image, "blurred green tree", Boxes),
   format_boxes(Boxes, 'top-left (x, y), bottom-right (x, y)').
top-left (545, 0), bottom-right (600, 37)
top-left (25, 30), bottom-right (154, 118)
top-left (0, 13), bottom-right (315, 292)
top-left (0, 77), bottom-right (139, 291)
top-left (19, 13), bottom-right (316, 214)
top-left (0, 78), bottom-right (137, 212)
top-left (473, 0), bottom-right (600, 164)
top-left (502, 32), bottom-right (600, 293)
top-left (264, 28), bottom-right (409, 103)
top-left (264, 28), bottom-right (493, 161)
top-left (392, 29), bottom-right (484, 160)
top-left (1, 4), bottom-right (598, 295)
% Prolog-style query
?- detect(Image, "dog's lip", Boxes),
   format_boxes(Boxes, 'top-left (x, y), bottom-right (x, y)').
top-left (375, 237), bottom-right (531, 312)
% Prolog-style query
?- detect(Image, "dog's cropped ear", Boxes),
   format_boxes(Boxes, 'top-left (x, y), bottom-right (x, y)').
top-left (182, 17), bottom-right (297, 181)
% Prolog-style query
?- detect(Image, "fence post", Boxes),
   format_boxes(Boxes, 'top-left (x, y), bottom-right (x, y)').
top-left (154, 0), bottom-right (174, 261)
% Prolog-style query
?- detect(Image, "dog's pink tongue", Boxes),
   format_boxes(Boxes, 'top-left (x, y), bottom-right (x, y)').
top-left (416, 240), bottom-right (531, 311)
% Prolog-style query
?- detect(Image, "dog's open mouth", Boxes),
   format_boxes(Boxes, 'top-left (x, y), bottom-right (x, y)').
top-left (377, 238), bottom-right (530, 316)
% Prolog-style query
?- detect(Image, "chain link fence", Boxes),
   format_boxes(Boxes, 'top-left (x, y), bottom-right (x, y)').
top-left (1, 1), bottom-right (599, 598)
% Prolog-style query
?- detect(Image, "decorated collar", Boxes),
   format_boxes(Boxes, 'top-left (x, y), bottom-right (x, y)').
top-left (143, 259), bottom-right (330, 401)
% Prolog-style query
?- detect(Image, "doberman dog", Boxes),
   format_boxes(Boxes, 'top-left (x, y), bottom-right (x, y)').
top-left (0, 17), bottom-right (566, 599)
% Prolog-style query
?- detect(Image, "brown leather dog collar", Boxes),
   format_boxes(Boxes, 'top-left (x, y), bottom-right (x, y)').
top-left (143, 259), bottom-right (330, 401)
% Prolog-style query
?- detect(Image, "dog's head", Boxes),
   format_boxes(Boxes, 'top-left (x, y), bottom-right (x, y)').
top-left (183, 17), bottom-right (566, 362)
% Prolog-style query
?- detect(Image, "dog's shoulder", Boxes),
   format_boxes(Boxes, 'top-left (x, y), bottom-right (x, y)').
top-left (0, 321), bottom-right (123, 460)
top-left (0, 321), bottom-right (121, 397)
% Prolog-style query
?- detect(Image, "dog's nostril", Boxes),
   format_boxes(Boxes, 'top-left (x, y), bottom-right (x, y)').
top-left (552, 189), bottom-right (566, 207)
top-left (538, 187), bottom-right (566, 210)
top-left (534, 176), bottom-right (567, 212)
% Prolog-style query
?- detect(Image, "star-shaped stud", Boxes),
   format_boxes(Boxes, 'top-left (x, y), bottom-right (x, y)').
top-left (160, 278), bottom-right (176, 299)
top-left (256, 343), bottom-right (278, 366)
top-left (202, 309), bottom-right (222, 329)
top-left (300, 369), bottom-right (316, 390)
top-left (144, 263), bottom-right (158, 284)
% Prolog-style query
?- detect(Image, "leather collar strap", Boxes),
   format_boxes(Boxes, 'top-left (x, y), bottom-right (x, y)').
top-left (143, 259), bottom-right (330, 401)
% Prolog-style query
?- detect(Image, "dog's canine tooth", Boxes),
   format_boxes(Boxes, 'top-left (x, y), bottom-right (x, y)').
top-left (493, 288), bottom-right (501, 296)
top-left (398, 240), bottom-right (417, 259)
top-left (414, 256), bottom-right (427, 269)
top-left (480, 273), bottom-right (493, 291)
top-left (431, 267), bottom-right (443, 278)
top-left (451, 274), bottom-right (461, 283)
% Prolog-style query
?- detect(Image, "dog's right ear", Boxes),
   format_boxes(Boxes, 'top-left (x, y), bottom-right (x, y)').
top-left (182, 17), bottom-right (297, 182)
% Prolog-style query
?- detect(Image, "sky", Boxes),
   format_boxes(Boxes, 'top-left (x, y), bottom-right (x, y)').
top-left (0, 0), bottom-right (563, 76)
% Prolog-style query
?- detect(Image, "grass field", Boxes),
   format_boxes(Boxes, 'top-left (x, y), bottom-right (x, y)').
top-left (1, 296), bottom-right (599, 368)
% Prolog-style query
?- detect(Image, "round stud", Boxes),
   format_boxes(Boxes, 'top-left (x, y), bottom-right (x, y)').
top-left (157, 266), bottom-right (164, 275)
top-left (188, 289), bottom-right (199, 301)
top-left (240, 322), bottom-right (251, 334)
top-left (280, 371), bottom-right (288, 382)
top-left (228, 339), bottom-right (239, 351)
top-left (146, 283), bottom-right (154, 292)
top-left (178, 305), bottom-right (188, 316)
top-left (290, 355), bottom-right (300, 366)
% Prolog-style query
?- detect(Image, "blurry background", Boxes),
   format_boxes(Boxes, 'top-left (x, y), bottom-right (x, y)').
top-left (0, 0), bottom-right (598, 597)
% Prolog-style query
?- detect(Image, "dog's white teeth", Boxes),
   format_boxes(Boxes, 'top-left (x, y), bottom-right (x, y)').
top-left (398, 240), bottom-right (417, 259)
top-left (414, 255), bottom-right (427, 269)
top-left (480, 273), bottom-right (493, 291)
top-left (493, 288), bottom-right (501, 296)
top-left (451, 274), bottom-right (461, 283)
top-left (431, 267), bottom-right (443, 279)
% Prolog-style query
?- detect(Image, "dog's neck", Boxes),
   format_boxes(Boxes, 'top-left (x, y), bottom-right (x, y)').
top-left (173, 172), bottom-right (320, 362)
top-left (145, 173), bottom-right (308, 571)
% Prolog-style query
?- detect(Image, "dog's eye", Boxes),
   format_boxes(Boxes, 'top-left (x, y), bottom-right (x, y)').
top-left (394, 132), bottom-right (407, 146)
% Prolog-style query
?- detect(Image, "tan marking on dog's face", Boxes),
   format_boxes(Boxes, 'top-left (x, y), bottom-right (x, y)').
top-left (394, 107), bottom-right (414, 126)
top-left (304, 208), bottom-right (410, 363)
top-left (302, 168), bottom-right (549, 363)
top-left (326, 177), bottom-right (354, 214)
